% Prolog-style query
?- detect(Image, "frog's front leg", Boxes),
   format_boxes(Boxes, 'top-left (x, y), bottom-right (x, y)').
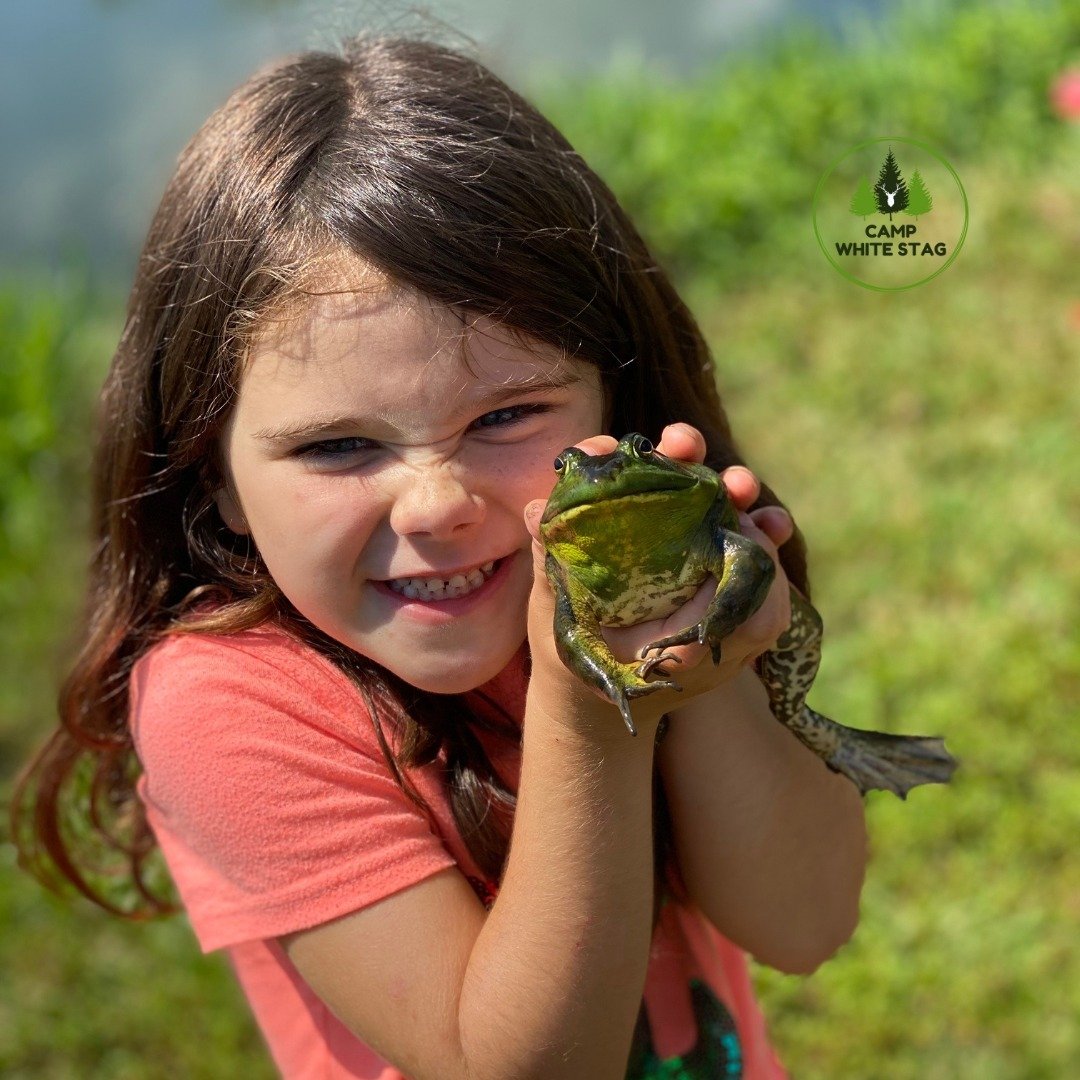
top-left (546, 553), bottom-right (681, 736)
top-left (640, 527), bottom-right (776, 666)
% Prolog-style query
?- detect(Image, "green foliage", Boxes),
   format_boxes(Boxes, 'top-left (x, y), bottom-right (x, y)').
top-left (0, 279), bottom-right (117, 772)
top-left (3, 0), bottom-right (1079, 1074)
top-left (0, 878), bottom-right (272, 1077)
top-left (0, 284), bottom-right (90, 582)
top-left (531, 0), bottom-right (1080, 291)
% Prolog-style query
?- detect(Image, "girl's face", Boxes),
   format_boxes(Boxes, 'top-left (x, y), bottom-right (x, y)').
top-left (218, 280), bottom-right (605, 693)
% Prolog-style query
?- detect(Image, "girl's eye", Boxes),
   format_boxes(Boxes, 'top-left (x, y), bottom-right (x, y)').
top-left (471, 403), bottom-right (552, 430)
top-left (293, 437), bottom-right (374, 462)
top-left (291, 403), bottom-right (551, 463)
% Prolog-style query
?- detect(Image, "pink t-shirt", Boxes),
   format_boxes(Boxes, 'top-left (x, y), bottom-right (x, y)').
top-left (130, 624), bottom-right (787, 1079)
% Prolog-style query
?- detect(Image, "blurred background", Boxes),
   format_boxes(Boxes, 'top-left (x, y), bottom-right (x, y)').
top-left (1, 0), bottom-right (1077, 1076)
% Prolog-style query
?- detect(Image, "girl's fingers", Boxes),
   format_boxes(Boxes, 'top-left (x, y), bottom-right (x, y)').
top-left (736, 513), bottom-right (792, 649)
top-left (721, 466), bottom-right (760, 509)
top-left (738, 512), bottom-right (781, 562)
top-left (650, 432), bottom-right (792, 545)
top-left (656, 432), bottom-right (794, 549)
top-left (748, 505), bottom-right (794, 548)
top-left (524, 499), bottom-right (546, 544)
top-left (574, 434), bottom-right (618, 457)
top-left (655, 423), bottom-right (706, 463)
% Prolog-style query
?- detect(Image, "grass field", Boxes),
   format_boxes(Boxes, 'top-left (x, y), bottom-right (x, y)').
top-left (703, 151), bottom-right (1080, 1078)
top-left (2, 1), bottom-right (1078, 1075)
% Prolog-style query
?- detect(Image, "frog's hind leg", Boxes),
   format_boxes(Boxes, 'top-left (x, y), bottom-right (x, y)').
top-left (762, 591), bottom-right (960, 797)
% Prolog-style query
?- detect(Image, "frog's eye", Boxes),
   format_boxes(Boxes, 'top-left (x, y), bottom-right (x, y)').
top-left (553, 455), bottom-right (566, 473)
top-left (632, 435), bottom-right (654, 455)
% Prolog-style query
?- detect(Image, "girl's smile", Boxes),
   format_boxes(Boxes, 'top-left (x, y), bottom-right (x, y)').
top-left (216, 276), bottom-right (605, 693)
top-left (371, 551), bottom-right (518, 624)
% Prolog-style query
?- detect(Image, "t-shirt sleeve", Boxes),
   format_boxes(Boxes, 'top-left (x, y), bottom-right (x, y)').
top-left (129, 630), bottom-right (458, 952)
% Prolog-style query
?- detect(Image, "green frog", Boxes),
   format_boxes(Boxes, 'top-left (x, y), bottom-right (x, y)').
top-left (539, 433), bottom-right (958, 797)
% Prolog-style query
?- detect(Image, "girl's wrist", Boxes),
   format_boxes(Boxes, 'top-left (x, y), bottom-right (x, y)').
top-left (523, 674), bottom-right (663, 753)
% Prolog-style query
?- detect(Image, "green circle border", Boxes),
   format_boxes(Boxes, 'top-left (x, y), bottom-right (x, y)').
top-left (812, 136), bottom-right (969, 292)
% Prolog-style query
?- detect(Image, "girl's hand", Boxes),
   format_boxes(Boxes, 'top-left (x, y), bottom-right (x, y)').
top-left (656, 422), bottom-right (794, 650)
top-left (522, 424), bottom-right (793, 735)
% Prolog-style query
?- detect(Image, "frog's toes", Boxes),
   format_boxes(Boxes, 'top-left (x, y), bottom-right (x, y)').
top-left (680, 617), bottom-right (729, 664)
top-left (626, 678), bottom-right (682, 699)
top-left (701, 625), bottom-right (724, 665)
top-left (614, 695), bottom-right (638, 737)
top-left (636, 651), bottom-right (683, 683)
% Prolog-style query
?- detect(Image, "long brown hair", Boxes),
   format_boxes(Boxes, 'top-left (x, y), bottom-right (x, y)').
top-left (12, 32), bottom-right (809, 917)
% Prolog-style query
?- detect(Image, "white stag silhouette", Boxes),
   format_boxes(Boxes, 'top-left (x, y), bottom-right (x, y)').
top-left (881, 185), bottom-right (899, 208)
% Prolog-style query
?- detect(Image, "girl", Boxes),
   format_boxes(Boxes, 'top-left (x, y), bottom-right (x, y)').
top-left (14, 32), bottom-right (867, 1079)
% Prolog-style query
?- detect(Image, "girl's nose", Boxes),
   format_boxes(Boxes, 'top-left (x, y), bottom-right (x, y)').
top-left (388, 466), bottom-right (485, 540)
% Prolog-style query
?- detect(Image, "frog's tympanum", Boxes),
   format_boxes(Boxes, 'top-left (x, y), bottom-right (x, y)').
top-left (539, 433), bottom-right (958, 797)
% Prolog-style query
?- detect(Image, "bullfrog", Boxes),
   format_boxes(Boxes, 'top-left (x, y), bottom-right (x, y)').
top-left (539, 433), bottom-right (958, 798)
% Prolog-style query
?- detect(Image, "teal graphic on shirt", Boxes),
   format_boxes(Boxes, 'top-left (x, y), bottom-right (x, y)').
top-left (626, 979), bottom-right (743, 1078)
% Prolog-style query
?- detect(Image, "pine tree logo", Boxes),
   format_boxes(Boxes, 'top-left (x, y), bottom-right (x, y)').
top-left (814, 135), bottom-right (967, 291)
top-left (874, 147), bottom-right (909, 219)
top-left (904, 170), bottom-right (933, 219)
top-left (848, 150), bottom-right (933, 223)
top-left (849, 177), bottom-right (877, 219)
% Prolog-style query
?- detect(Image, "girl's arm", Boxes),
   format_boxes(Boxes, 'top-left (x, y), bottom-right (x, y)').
top-left (283, 698), bottom-right (662, 1080)
top-left (653, 436), bottom-right (867, 973)
top-left (657, 664), bottom-right (868, 974)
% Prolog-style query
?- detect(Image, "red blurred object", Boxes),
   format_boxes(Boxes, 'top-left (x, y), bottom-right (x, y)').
top-left (1069, 301), bottom-right (1080, 332)
top-left (1050, 69), bottom-right (1080, 121)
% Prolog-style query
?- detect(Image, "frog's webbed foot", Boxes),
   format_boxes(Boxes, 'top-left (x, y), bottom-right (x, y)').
top-left (640, 529), bottom-right (775, 665)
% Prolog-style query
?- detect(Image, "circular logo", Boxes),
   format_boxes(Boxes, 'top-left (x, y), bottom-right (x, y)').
top-left (813, 137), bottom-right (968, 291)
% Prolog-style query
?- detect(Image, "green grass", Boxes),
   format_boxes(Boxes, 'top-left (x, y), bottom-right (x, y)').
top-left (706, 147), bottom-right (1080, 1078)
top-left (3, 0), bottom-right (1079, 1074)
top-left (0, 280), bottom-right (105, 770)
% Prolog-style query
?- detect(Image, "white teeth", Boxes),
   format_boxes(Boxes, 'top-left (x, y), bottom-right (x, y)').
top-left (385, 559), bottom-right (500, 602)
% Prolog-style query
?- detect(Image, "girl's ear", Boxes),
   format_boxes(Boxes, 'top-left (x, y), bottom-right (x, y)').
top-left (214, 488), bottom-right (250, 535)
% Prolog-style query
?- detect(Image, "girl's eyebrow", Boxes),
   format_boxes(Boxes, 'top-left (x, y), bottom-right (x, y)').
top-left (253, 415), bottom-right (372, 444)
top-left (252, 367), bottom-right (584, 444)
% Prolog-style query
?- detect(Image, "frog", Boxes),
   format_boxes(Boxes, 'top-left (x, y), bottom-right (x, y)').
top-left (539, 432), bottom-right (958, 798)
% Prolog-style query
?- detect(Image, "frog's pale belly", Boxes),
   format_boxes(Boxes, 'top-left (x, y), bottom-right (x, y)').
top-left (592, 564), bottom-right (704, 626)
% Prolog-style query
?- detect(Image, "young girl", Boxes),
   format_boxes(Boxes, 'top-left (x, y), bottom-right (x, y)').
top-left (15, 32), bottom-right (868, 1079)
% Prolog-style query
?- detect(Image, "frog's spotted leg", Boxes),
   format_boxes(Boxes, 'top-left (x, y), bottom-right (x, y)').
top-left (761, 591), bottom-right (960, 797)
top-left (545, 553), bottom-right (681, 737)
top-left (639, 528), bottom-right (776, 666)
